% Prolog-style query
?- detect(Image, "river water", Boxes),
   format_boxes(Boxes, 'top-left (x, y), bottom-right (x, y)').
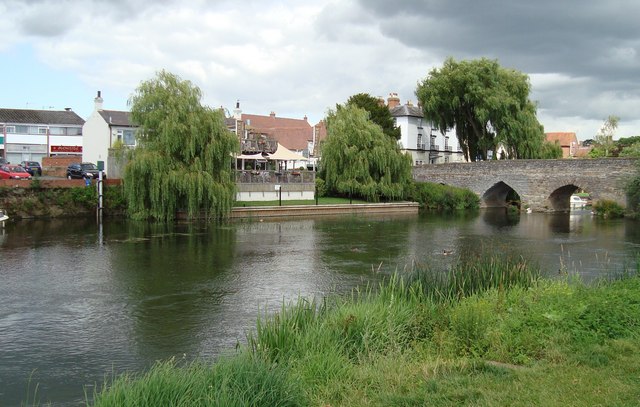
top-left (0, 209), bottom-right (638, 406)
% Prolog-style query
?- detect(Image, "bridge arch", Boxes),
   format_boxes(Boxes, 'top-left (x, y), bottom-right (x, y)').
top-left (548, 184), bottom-right (586, 211)
top-left (481, 181), bottom-right (521, 208)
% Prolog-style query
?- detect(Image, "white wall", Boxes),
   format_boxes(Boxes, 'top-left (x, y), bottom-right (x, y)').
top-left (82, 111), bottom-right (110, 172)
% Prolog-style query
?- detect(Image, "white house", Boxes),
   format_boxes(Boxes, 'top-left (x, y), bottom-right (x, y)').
top-left (0, 108), bottom-right (84, 164)
top-left (83, 92), bottom-right (137, 175)
top-left (386, 94), bottom-right (465, 165)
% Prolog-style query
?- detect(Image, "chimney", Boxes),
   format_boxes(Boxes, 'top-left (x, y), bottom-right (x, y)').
top-left (94, 91), bottom-right (104, 111)
top-left (387, 92), bottom-right (400, 109)
top-left (270, 111), bottom-right (276, 118)
top-left (303, 115), bottom-right (308, 121)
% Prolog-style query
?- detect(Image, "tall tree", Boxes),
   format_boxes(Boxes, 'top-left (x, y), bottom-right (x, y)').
top-left (589, 115), bottom-right (619, 157)
top-left (124, 70), bottom-right (239, 221)
top-left (346, 93), bottom-right (402, 140)
top-left (319, 104), bottom-right (412, 202)
top-left (416, 57), bottom-right (549, 161)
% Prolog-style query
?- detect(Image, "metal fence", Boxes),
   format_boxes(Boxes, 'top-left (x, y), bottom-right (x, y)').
top-left (235, 170), bottom-right (315, 184)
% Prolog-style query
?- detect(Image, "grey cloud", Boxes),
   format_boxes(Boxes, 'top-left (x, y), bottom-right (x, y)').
top-left (352, 0), bottom-right (640, 124)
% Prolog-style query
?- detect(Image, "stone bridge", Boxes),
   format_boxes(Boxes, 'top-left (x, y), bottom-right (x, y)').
top-left (412, 158), bottom-right (638, 212)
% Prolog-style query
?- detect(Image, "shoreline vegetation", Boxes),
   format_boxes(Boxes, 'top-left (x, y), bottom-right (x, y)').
top-left (87, 254), bottom-right (640, 406)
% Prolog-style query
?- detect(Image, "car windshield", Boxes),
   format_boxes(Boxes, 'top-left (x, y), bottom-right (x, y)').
top-left (11, 166), bottom-right (28, 173)
top-left (27, 162), bottom-right (39, 166)
top-left (81, 163), bottom-right (98, 170)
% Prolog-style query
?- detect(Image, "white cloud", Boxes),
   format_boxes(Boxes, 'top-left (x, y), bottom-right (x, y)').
top-left (0, 0), bottom-right (638, 137)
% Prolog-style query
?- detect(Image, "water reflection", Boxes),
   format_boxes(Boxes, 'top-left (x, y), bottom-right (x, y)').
top-left (0, 211), bottom-right (639, 406)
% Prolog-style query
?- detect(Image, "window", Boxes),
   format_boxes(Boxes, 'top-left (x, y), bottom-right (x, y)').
top-left (66, 127), bottom-right (81, 136)
top-left (38, 127), bottom-right (47, 134)
top-left (49, 127), bottom-right (65, 135)
top-left (415, 160), bottom-right (424, 165)
top-left (15, 125), bottom-right (28, 133)
top-left (5, 126), bottom-right (15, 133)
top-left (117, 129), bottom-right (136, 146)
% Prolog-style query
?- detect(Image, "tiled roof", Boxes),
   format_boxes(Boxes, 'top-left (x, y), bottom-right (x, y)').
top-left (390, 105), bottom-right (423, 118)
top-left (0, 108), bottom-right (85, 125)
top-left (545, 132), bottom-right (578, 147)
top-left (98, 110), bottom-right (134, 127)
top-left (242, 113), bottom-right (312, 151)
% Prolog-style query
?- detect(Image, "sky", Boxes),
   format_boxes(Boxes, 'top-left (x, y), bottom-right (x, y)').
top-left (1, 0), bottom-right (639, 141)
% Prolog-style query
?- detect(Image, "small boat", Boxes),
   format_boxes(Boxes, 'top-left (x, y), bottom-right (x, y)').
top-left (570, 195), bottom-right (587, 209)
top-left (0, 208), bottom-right (8, 223)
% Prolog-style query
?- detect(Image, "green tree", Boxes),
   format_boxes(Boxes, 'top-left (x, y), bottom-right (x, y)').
top-left (416, 57), bottom-right (548, 161)
top-left (346, 93), bottom-right (402, 140)
top-left (589, 115), bottom-right (619, 158)
top-left (319, 104), bottom-right (412, 202)
top-left (124, 70), bottom-right (239, 221)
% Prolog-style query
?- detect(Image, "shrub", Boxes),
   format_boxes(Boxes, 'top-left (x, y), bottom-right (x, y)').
top-left (315, 177), bottom-right (327, 198)
top-left (409, 181), bottom-right (479, 211)
top-left (592, 199), bottom-right (625, 218)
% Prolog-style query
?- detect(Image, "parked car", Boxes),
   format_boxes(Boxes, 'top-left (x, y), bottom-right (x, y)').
top-left (20, 161), bottom-right (42, 176)
top-left (66, 162), bottom-right (105, 179)
top-left (0, 164), bottom-right (32, 180)
top-left (0, 158), bottom-right (6, 165)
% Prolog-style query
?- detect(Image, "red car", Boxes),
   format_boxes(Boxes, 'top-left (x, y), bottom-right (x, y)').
top-left (0, 165), bottom-right (32, 180)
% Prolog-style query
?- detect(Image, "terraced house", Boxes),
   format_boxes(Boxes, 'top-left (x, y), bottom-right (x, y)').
top-left (0, 108), bottom-right (85, 164)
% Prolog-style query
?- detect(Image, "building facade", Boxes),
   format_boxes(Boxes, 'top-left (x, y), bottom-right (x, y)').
top-left (387, 94), bottom-right (465, 165)
top-left (83, 92), bottom-right (137, 175)
top-left (0, 108), bottom-right (85, 164)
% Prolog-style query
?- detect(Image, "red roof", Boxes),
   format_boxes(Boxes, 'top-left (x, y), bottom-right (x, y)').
top-left (242, 113), bottom-right (312, 151)
top-left (545, 132), bottom-right (578, 147)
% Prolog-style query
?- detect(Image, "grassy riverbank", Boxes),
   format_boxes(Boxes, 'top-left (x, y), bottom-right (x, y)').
top-left (90, 256), bottom-right (640, 406)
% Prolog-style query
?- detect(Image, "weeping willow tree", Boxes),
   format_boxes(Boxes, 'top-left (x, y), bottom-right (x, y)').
top-left (124, 70), bottom-right (239, 221)
top-left (319, 104), bottom-right (413, 202)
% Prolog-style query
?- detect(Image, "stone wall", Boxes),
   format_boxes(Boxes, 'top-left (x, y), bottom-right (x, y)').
top-left (412, 158), bottom-right (638, 211)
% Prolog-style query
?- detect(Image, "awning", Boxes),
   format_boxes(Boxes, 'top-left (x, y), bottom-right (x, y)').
top-left (236, 153), bottom-right (264, 160)
top-left (266, 144), bottom-right (308, 161)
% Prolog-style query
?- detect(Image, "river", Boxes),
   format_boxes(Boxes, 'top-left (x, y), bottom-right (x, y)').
top-left (0, 209), bottom-right (638, 406)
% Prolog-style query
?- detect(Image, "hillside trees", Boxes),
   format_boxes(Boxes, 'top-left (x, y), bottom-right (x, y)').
top-left (124, 70), bottom-right (239, 221)
top-left (416, 57), bottom-right (556, 160)
top-left (319, 103), bottom-right (412, 201)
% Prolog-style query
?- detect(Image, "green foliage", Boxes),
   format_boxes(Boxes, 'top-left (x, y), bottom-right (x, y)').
top-left (55, 186), bottom-right (96, 210)
top-left (346, 93), bottom-right (402, 140)
top-left (319, 104), bottom-right (413, 202)
top-left (409, 181), bottom-right (479, 211)
top-left (92, 355), bottom-right (306, 407)
top-left (91, 256), bottom-right (640, 406)
top-left (592, 199), bottom-right (625, 218)
top-left (539, 140), bottom-right (563, 159)
top-left (103, 185), bottom-right (127, 213)
top-left (416, 57), bottom-right (548, 161)
top-left (29, 178), bottom-right (42, 189)
top-left (619, 141), bottom-right (640, 158)
top-left (590, 115), bottom-right (619, 157)
top-left (124, 70), bottom-right (239, 221)
top-left (625, 170), bottom-right (640, 216)
top-left (315, 177), bottom-right (327, 197)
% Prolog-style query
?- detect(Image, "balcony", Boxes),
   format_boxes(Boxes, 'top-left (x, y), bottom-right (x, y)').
top-left (430, 144), bottom-right (440, 151)
top-left (445, 145), bottom-right (453, 152)
top-left (417, 143), bottom-right (426, 150)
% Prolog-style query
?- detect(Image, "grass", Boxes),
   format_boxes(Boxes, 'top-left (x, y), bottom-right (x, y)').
top-left (89, 256), bottom-right (640, 406)
top-left (233, 196), bottom-right (370, 207)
